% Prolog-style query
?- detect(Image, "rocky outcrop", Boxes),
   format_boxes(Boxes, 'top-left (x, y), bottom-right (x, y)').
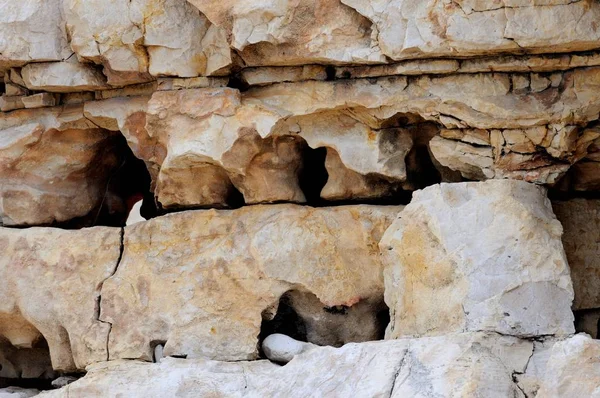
top-left (380, 180), bottom-right (574, 338)
top-left (0, 105), bottom-right (136, 226)
top-left (101, 204), bottom-right (399, 361)
top-left (38, 332), bottom-right (535, 398)
top-left (0, 226), bottom-right (121, 372)
top-left (3, 0), bottom-right (600, 396)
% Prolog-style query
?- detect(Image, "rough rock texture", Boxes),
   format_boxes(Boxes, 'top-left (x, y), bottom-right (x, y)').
top-left (536, 334), bottom-right (600, 397)
top-left (0, 226), bottom-right (121, 372)
top-left (38, 332), bottom-right (533, 398)
top-left (0, 387), bottom-right (40, 398)
top-left (0, 105), bottom-right (130, 226)
top-left (261, 334), bottom-right (316, 364)
top-left (63, 0), bottom-right (231, 84)
top-left (380, 180), bottom-right (574, 338)
top-left (101, 205), bottom-right (399, 361)
top-left (3, 0), bottom-right (600, 395)
top-left (553, 199), bottom-right (600, 310)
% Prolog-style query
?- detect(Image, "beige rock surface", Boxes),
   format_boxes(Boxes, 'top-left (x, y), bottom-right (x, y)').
top-left (188, 0), bottom-right (385, 66)
top-left (536, 334), bottom-right (600, 398)
top-left (0, 0), bottom-right (71, 70)
top-left (553, 199), bottom-right (600, 310)
top-left (0, 105), bottom-right (127, 226)
top-left (63, 0), bottom-right (231, 85)
top-left (38, 332), bottom-right (533, 398)
top-left (101, 204), bottom-right (400, 361)
top-left (0, 226), bottom-right (120, 371)
top-left (380, 180), bottom-right (574, 338)
top-left (342, 0), bottom-right (600, 61)
top-left (20, 60), bottom-right (109, 92)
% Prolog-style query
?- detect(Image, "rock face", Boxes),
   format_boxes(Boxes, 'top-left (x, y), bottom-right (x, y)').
top-left (38, 332), bottom-right (534, 398)
top-left (3, 0), bottom-right (600, 396)
top-left (380, 180), bottom-right (574, 338)
top-left (553, 199), bottom-right (600, 311)
top-left (0, 105), bottom-right (134, 226)
top-left (101, 205), bottom-right (399, 361)
top-left (0, 226), bottom-right (121, 372)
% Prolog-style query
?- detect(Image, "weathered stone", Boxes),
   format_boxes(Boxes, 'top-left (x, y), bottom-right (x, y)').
top-left (262, 334), bottom-right (316, 364)
top-left (242, 66), bottom-right (328, 86)
top-left (189, 0), bottom-right (385, 66)
top-left (101, 204), bottom-right (399, 361)
top-left (64, 0), bottom-right (231, 84)
top-left (21, 93), bottom-right (57, 109)
top-left (0, 0), bottom-right (71, 69)
top-left (536, 334), bottom-right (600, 397)
top-left (0, 387), bottom-right (40, 398)
top-left (38, 332), bottom-right (533, 398)
top-left (380, 180), bottom-right (574, 338)
top-left (20, 61), bottom-right (108, 92)
top-left (553, 199), bottom-right (600, 310)
top-left (342, 0), bottom-right (600, 61)
top-left (0, 96), bottom-right (25, 112)
top-left (0, 335), bottom-right (54, 379)
top-left (0, 106), bottom-right (127, 226)
top-left (0, 226), bottom-right (120, 371)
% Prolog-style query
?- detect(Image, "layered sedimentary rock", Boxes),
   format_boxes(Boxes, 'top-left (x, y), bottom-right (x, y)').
top-left (101, 204), bottom-right (399, 361)
top-left (0, 105), bottom-right (133, 226)
top-left (0, 226), bottom-right (121, 372)
top-left (3, 0), bottom-right (600, 396)
top-left (38, 332), bottom-right (535, 398)
top-left (380, 180), bottom-right (574, 338)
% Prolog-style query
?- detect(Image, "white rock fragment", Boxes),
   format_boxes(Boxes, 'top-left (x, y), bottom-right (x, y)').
top-left (262, 334), bottom-right (316, 364)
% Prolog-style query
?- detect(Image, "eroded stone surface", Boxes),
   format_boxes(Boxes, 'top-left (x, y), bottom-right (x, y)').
top-left (39, 332), bottom-right (532, 398)
top-left (101, 204), bottom-right (399, 361)
top-left (380, 180), bottom-right (574, 338)
top-left (0, 105), bottom-right (129, 226)
top-left (0, 226), bottom-right (120, 372)
top-left (63, 0), bottom-right (231, 85)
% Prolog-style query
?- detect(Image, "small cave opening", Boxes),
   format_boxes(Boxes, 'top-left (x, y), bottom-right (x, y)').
top-left (258, 289), bottom-right (389, 358)
top-left (0, 334), bottom-right (82, 391)
top-left (298, 146), bottom-right (329, 205)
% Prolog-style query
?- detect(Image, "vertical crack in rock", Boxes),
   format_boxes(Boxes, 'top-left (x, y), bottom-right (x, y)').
top-left (387, 347), bottom-right (409, 398)
top-left (511, 341), bottom-right (535, 398)
top-left (94, 227), bottom-right (125, 361)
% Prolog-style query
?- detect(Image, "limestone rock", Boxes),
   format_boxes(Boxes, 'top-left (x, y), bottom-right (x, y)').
top-left (0, 105), bottom-right (130, 226)
top-left (188, 0), bottom-right (385, 66)
top-left (101, 204), bottom-right (400, 361)
top-left (0, 226), bottom-right (121, 371)
top-left (38, 332), bottom-right (532, 398)
top-left (553, 199), bottom-right (600, 310)
top-left (430, 125), bottom-right (599, 184)
top-left (63, 0), bottom-right (231, 85)
top-left (536, 334), bottom-right (600, 397)
top-left (262, 334), bottom-right (316, 364)
top-left (20, 61), bottom-right (109, 92)
top-left (0, 387), bottom-right (40, 398)
top-left (0, 0), bottom-right (71, 70)
top-left (380, 180), bottom-right (574, 338)
top-left (342, 0), bottom-right (600, 61)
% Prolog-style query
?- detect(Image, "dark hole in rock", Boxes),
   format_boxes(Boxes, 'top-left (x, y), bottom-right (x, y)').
top-left (298, 146), bottom-right (328, 205)
top-left (258, 289), bottom-right (389, 357)
top-left (227, 73), bottom-right (250, 92)
top-left (325, 66), bottom-right (336, 81)
top-left (574, 309), bottom-right (600, 339)
top-left (0, 334), bottom-right (83, 390)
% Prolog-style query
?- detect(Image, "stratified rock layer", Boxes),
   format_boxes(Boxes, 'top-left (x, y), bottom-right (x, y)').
top-left (380, 180), bottom-right (574, 338)
top-left (38, 332), bottom-right (534, 398)
top-left (0, 226), bottom-right (120, 372)
top-left (101, 204), bottom-right (400, 361)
